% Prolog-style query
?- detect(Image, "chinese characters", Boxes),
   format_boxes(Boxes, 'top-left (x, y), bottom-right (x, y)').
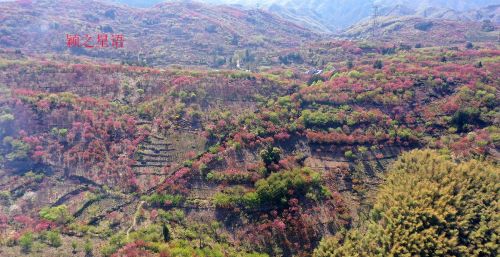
top-left (66, 34), bottom-right (124, 48)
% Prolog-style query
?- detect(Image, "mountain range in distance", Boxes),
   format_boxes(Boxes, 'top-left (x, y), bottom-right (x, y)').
top-left (109, 0), bottom-right (500, 33)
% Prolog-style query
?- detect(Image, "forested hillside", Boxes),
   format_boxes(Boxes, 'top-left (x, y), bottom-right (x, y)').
top-left (0, 0), bottom-right (315, 66)
top-left (0, 0), bottom-right (498, 257)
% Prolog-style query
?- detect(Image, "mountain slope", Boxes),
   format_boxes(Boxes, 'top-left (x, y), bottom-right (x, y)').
top-left (0, 40), bottom-right (498, 256)
top-left (0, 0), bottom-right (316, 66)
top-left (146, 0), bottom-right (499, 33)
top-left (341, 16), bottom-right (498, 44)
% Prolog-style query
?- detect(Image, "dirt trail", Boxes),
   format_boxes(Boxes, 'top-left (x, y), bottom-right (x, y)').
top-left (126, 200), bottom-right (145, 239)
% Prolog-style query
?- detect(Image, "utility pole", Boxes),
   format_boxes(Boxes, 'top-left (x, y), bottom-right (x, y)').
top-left (372, 1), bottom-right (379, 39)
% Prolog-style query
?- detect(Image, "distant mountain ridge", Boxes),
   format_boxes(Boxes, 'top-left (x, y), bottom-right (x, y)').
top-left (110, 0), bottom-right (500, 33)
top-left (205, 0), bottom-right (500, 33)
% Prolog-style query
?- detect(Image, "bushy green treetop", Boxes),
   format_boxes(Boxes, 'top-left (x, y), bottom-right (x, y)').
top-left (314, 149), bottom-right (499, 257)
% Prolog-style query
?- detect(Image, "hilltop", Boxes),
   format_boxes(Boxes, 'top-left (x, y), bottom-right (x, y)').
top-left (341, 16), bottom-right (498, 45)
top-left (0, 0), bottom-right (316, 67)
